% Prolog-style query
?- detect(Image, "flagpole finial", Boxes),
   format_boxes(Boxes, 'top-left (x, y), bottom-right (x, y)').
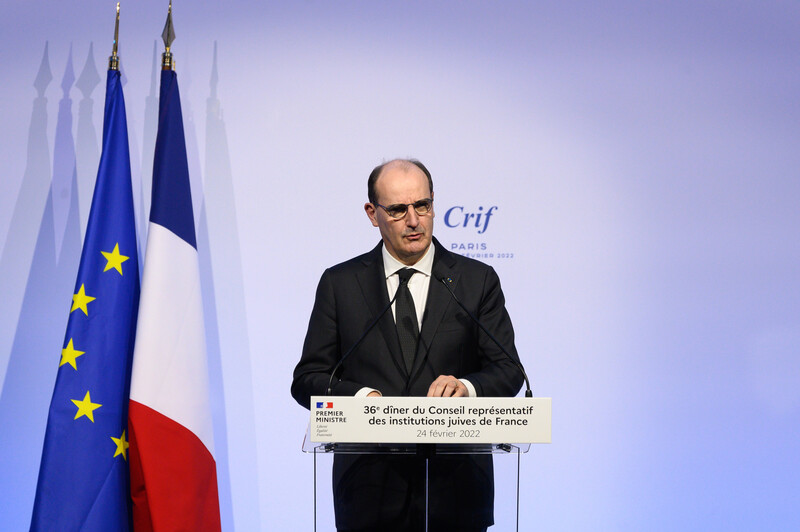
top-left (161, 0), bottom-right (176, 70)
top-left (109, 3), bottom-right (121, 71)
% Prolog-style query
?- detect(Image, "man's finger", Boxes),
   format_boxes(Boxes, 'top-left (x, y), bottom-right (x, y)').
top-left (427, 375), bottom-right (463, 397)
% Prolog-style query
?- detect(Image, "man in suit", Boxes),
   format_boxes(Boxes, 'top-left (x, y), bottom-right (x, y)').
top-left (292, 159), bottom-right (523, 532)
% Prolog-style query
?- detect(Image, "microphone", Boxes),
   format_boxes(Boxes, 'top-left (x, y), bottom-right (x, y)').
top-left (439, 276), bottom-right (533, 397)
top-left (326, 287), bottom-right (400, 395)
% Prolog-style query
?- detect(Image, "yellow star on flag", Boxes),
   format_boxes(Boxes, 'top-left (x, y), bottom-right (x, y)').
top-left (59, 338), bottom-right (85, 370)
top-left (71, 284), bottom-right (96, 315)
top-left (101, 243), bottom-right (129, 275)
top-left (71, 391), bottom-right (102, 422)
top-left (111, 430), bottom-right (130, 460)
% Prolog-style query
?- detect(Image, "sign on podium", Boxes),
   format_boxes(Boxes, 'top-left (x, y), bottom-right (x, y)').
top-left (309, 396), bottom-right (551, 445)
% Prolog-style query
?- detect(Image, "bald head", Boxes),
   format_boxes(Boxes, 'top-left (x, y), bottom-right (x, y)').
top-left (368, 159), bottom-right (433, 205)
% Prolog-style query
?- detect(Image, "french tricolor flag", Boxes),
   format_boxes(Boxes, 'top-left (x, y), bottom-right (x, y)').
top-left (128, 67), bottom-right (221, 531)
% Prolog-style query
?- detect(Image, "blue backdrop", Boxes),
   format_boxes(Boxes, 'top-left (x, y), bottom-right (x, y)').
top-left (1, 1), bottom-right (799, 530)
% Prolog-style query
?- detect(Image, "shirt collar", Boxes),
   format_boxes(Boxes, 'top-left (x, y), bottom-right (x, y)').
top-left (382, 241), bottom-right (435, 279)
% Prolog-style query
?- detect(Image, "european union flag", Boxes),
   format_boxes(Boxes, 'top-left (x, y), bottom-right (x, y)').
top-left (30, 68), bottom-right (139, 530)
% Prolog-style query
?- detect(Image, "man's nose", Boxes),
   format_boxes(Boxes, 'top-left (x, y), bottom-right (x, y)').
top-left (405, 206), bottom-right (420, 227)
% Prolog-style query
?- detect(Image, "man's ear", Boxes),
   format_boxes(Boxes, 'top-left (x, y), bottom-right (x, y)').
top-left (364, 203), bottom-right (379, 227)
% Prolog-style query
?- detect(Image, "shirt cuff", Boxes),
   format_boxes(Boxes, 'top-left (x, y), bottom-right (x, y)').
top-left (355, 387), bottom-right (381, 397)
top-left (459, 378), bottom-right (477, 397)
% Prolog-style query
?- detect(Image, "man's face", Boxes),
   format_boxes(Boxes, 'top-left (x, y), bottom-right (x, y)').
top-left (365, 164), bottom-right (434, 265)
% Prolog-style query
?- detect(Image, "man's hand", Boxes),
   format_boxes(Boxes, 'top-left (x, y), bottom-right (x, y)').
top-left (427, 375), bottom-right (467, 397)
top-left (367, 391), bottom-right (382, 397)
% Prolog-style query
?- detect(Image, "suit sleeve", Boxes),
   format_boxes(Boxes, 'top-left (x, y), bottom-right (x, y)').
top-left (291, 269), bottom-right (369, 409)
top-left (459, 266), bottom-right (525, 397)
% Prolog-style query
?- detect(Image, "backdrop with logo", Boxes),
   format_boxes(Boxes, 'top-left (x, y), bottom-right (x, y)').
top-left (1, 1), bottom-right (799, 530)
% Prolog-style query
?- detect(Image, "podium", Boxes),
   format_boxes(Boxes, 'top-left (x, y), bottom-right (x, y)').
top-left (303, 396), bottom-right (551, 531)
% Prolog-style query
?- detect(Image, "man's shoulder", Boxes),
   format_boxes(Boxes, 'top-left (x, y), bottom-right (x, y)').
top-left (324, 242), bottom-right (382, 276)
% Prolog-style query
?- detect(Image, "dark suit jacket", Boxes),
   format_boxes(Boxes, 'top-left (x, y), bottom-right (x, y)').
top-left (292, 238), bottom-right (523, 530)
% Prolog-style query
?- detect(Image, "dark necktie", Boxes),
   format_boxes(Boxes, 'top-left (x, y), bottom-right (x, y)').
top-left (395, 268), bottom-right (419, 373)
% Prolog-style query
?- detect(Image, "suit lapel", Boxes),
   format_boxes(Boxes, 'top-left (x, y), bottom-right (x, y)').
top-left (356, 243), bottom-right (407, 377)
top-left (410, 240), bottom-right (458, 380)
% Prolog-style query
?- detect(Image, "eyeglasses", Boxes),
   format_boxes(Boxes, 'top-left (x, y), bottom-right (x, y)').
top-left (375, 198), bottom-right (433, 220)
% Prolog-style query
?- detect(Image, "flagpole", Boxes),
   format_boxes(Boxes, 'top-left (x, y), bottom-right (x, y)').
top-left (109, 2), bottom-right (120, 71)
top-left (161, 0), bottom-right (175, 70)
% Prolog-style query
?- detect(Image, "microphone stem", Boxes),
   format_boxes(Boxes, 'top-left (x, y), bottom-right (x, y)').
top-left (326, 289), bottom-right (399, 395)
top-left (440, 278), bottom-right (533, 397)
